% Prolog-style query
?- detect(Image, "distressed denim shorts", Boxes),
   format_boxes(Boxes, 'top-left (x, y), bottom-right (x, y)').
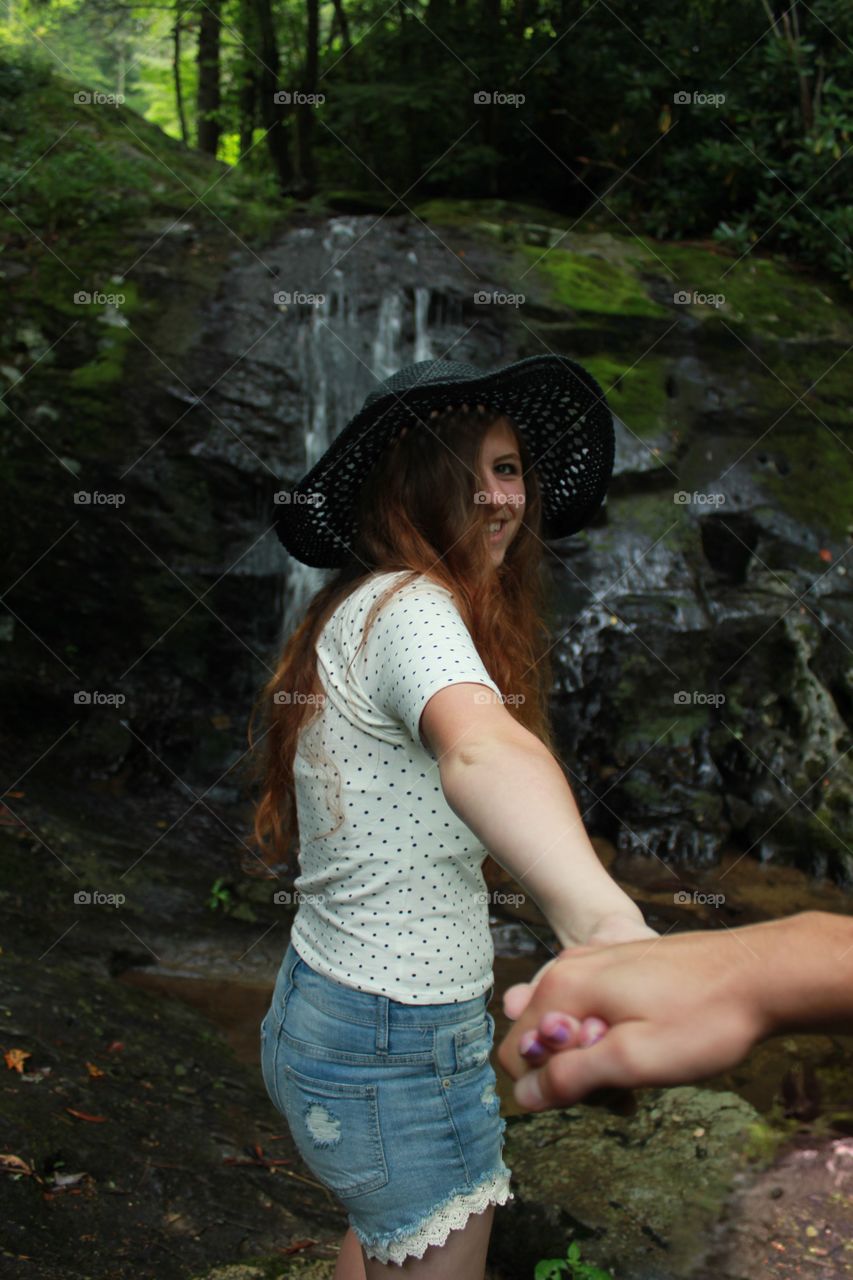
top-left (259, 939), bottom-right (513, 1266)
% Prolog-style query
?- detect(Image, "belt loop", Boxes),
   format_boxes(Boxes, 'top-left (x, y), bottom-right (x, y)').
top-left (376, 995), bottom-right (389, 1054)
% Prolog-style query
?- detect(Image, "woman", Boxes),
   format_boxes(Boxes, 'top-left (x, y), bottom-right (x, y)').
top-left (247, 356), bottom-right (657, 1278)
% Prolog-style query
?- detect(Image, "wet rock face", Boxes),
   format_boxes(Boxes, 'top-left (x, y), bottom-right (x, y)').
top-left (492, 1085), bottom-right (764, 1279)
top-left (3, 198), bottom-right (852, 882)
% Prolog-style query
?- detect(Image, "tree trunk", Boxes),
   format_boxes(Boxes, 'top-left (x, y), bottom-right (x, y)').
top-left (173, 1), bottom-right (189, 146)
top-left (294, 0), bottom-right (319, 194)
top-left (330, 0), bottom-right (352, 56)
top-left (237, 0), bottom-right (258, 156)
top-left (253, 0), bottom-right (293, 189)
top-left (395, 0), bottom-right (421, 191)
top-left (480, 0), bottom-right (501, 196)
top-left (196, 0), bottom-right (222, 155)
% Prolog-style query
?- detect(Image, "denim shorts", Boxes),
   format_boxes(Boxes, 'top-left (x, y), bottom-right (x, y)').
top-left (259, 939), bottom-right (513, 1266)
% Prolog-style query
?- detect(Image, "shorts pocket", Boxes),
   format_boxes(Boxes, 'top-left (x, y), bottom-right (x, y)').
top-left (282, 1062), bottom-right (389, 1198)
top-left (453, 1010), bottom-right (495, 1077)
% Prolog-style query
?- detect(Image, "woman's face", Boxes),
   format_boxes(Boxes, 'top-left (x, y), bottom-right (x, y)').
top-left (477, 418), bottom-right (526, 566)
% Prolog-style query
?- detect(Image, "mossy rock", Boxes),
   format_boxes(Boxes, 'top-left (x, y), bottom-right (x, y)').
top-left (322, 189), bottom-right (397, 215)
top-left (516, 241), bottom-right (671, 319)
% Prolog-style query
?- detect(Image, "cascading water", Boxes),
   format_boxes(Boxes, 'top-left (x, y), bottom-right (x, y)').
top-left (280, 222), bottom-right (439, 640)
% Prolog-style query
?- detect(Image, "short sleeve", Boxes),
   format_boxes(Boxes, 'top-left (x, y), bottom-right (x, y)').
top-left (355, 580), bottom-right (503, 749)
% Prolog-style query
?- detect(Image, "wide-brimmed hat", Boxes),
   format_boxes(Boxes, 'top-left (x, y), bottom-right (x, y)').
top-left (274, 354), bottom-right (615, 569)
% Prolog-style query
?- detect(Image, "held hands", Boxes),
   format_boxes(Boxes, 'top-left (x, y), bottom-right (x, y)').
top-left (497, 925), bottom-right (765, 1112)
top-left (501, 913), bottom-right (659, 1089)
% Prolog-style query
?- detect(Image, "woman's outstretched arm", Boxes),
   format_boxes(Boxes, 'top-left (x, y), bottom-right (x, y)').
top-left (425, 684), bottom-right (655, 948)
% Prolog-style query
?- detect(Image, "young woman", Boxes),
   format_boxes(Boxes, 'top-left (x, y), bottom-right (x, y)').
top-left (248, 356), bottom-right (657, 1278)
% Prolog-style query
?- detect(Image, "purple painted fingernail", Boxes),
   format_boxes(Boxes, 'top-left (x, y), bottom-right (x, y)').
top-left (546, 1025), bottom-right (571, 1045)
top-left (519, 1030), bottom-right (547, 1059)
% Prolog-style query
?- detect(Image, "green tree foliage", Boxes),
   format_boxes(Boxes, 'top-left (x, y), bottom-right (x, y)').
top-left (1, 0), bottom-right (850, 282)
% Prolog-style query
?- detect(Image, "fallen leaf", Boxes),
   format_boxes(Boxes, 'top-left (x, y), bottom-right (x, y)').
top-left (65, 1108), bottom-right (107, 1123)
top-left (819, 548), bottom-right (832, 563)
top-left (106, 1041), bottom-right (124, 1053)
top-left (0, 1154), bottom-right (34, 1176)
top-left (85, 1061), bottom-right (105, 1079)
top-left (277, 1239), bottom-right (319, 1256)
top-left (4, 1049), bottom-right (31, 1073)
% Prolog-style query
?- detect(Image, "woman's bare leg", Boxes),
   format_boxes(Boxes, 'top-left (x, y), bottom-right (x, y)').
top-left (361, 1202), bottom-right (496, 1280)
top-left (334, 1226), bottom-right (367, 1280)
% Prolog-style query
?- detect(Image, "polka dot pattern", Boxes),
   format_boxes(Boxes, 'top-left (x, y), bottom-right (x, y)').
top-left (290, 571), bottom-right (503, 1003)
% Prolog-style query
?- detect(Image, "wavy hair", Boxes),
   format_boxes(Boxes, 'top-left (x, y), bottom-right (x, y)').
top-left (242, 405), bottom-right (560, 878)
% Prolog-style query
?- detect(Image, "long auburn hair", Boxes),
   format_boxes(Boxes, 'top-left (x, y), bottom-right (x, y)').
top-left (242, 404), bottom-right (562, 879)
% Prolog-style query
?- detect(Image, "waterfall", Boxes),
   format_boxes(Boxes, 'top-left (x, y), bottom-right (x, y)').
top-left (280, 221), bottom-right (439, 642)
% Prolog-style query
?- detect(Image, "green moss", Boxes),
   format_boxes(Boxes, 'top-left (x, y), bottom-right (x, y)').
top-left (741, 1118), bottom-right (793, 1164)
top-left (646, 243), bottom-right (852, 341)
top-left (755, 426), bottom-right (853, 542)
top-left (616, 709), bottom-right (709, 753)
top-left (517, 242), bottom-right (670, 318)
top-left (582, 353), bottom-right (671, 438)
top-left (608, 489), bottom-right (695, 553)
top-left (0, 61), bottom-right (288, 250)
top-left (412, 196), bottom-right (579, 231)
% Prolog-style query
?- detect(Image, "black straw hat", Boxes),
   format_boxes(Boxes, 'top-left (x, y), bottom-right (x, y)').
top-left (274, 354), bottom-right (615, 569)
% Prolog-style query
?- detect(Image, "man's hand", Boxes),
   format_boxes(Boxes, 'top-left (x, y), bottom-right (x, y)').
top-left (497, 930), bottom-right (764, 1112)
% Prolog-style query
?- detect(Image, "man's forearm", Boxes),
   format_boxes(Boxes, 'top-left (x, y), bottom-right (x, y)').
top-left (439, 737), bottom-right (643, 945)
top-left (744, 911), bottom-right (853, 1038)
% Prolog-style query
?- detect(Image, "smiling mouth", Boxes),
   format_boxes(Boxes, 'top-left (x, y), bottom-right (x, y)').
top-left (487, 519), bottom-right (509, 537)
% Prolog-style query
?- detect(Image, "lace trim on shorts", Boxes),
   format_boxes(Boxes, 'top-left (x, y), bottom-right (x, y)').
top-left (351, 1165), bottom-right (514, 1266)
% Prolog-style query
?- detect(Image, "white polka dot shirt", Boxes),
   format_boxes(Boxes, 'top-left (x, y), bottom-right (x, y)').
top-left (289, 570), bottom-right (503, 1003)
